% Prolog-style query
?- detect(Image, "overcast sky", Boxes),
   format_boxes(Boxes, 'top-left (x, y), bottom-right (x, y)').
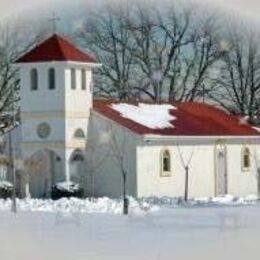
top-left (0, 0), bottom-right (260, 23)
top-left (196, 0), bottom-right (260, 20)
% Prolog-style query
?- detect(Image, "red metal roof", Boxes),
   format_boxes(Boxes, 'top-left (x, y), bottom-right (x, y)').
top-left (16, 34), bottom-right (97, 63)
top-left (93, 99), bottom-right (259, 136)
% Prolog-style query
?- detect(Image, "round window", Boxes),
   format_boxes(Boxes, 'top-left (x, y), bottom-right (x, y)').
top-left (37, 122), bottom-right (51, 139)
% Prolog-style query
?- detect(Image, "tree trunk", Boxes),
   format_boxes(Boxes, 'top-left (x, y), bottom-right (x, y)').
top-left (184, 166), bottom-right (189, 202)
top-left (8, 130), bottom-right (17, 213)
top-left (123, 170), bottom-right (128, 215)
top-left (257, 169), bottom-right (260, 199)
top-left (91, 171), bottom-right (95, 200)
top-left (25, 174), bottom-right (31, 199)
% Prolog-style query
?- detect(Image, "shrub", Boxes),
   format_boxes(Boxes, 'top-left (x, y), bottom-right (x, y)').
top-left (51, 181), bottom-right (84, 200)
top-left (0, 181), bottom-right (13, 199)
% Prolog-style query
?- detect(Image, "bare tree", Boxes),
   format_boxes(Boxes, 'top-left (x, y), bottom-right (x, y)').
top-left (77, 3), bottom-right (135, 100)
top-left (0, 152), bottom-right (44, 212)
top-left (209, 24), bottom-right (260, 124)
top-left (0, 26), bottom-right (46, 133)
top-left (123, 4), bottom-right (195, 102)
top-left (76, 2), bottom-right (225, 103)
top-left (85, 132), bottom-right (110, 198)
top-left (177, 144), bottom-right (194, 202)
top-left (0, 30), bottom-right (20, 133)
top-left (252, 147), bottom-right (260, 198)
top-left (138, 8), bottom-right (224, 102)
top-left (178, 16), bottom-right (227, 102)
top-left (107, 124), bottom-right (130, 215)
top-left (0, 25), bottom-right (46, 213)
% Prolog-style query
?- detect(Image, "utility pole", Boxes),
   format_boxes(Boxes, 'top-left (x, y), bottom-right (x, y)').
top-left (9, 82), bottom-right (17, 214)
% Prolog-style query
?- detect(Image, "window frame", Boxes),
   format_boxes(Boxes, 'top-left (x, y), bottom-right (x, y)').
top-left (71, 68), bottom-right (76, 90)
top-left (71, 153), bottom-right (84, 162)
top-left (161, 149), bottom-right (171, 177)
top-left (48, 68), bottom-right (56, 90)
top-left (81, 68), bottom-right (86, 90)
top-left (242, 147), bottom-right (251, 171)
top-left (30, 68), bottom-right (38, 91)
top-left (74, 128), bottom-right (85, 139)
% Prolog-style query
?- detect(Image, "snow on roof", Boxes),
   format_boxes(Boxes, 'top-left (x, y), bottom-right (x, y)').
top-left (253, 126), bottom-right (260, 133)
top-left (56, 181), bottom-right (79, 192)
top-left (93, 100), bottom-right (260, 136)
top-left (111, 103), bottom-right (176, 129)
top-left (0, 181), bottom-right (13, 189)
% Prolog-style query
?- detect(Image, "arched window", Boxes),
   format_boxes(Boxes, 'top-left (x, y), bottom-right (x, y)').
top-left (242, 147), bottom-right (250, 170)
top-left (30, 68), bottom-right (38, 90)
top-left (70, 151), bottom-right (85, 184)
top-left (74, 129), bottom-right (85, 139)
top-left (48, 68), bottom-right (55, 90)
top-left (81, 69), bottom-right (86, 90)
top-left (161, 149), bottom-right (171, 176)
top-left (71, 68), bottom-right (76, 89)
top-left (71, 153), bottom-right (84, 162)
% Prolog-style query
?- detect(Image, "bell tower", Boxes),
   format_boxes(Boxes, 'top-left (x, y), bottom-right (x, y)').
top-left (15, 34), bottom-right (99, 196)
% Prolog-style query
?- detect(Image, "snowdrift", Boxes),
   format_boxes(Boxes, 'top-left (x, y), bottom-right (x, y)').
top-left (0, 195), bottom-right (258, 214)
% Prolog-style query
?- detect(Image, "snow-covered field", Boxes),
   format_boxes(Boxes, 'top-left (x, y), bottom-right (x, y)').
top-left (0, 196), bottom-right (260, 260)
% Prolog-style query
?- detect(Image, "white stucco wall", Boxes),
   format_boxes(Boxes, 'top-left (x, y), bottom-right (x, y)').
top-left (86, 112), bottom-right (139, 198)
top-left (16, 61), bottom-right (95, 197)
top-left (18, 62), bottom-right (93, 146)
top-left (136, 140), bottom-right (214, 198)
top-left (226, 142), bottom-right (259, 196)
top-left (86, 112), bottom-right (260, 199)
top-left (136, 138), bottom-right (260, 198)
top-left (19, 62), bottom-right (66, 113)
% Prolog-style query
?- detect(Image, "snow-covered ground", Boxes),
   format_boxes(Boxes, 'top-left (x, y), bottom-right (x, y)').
top-left (0, 196), bottom-right (260, 260)
top-left (0, 195), bottom-right (258, 214)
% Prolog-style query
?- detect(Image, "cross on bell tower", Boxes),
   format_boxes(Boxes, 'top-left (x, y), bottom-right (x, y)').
top-left (48, 12), bottom-right (60, 34)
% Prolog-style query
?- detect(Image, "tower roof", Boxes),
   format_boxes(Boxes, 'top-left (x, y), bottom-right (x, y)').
top-left (15, 34), bottom-right (97, 63)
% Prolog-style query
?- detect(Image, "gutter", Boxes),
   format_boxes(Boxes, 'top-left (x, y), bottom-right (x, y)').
top-left (143, 135), bottom-right (260, 142)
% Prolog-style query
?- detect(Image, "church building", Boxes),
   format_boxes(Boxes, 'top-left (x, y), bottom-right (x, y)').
top-left (10, 34), bottom-right (260, 199)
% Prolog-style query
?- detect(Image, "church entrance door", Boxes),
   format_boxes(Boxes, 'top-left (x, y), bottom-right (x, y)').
top-left (27, 150), bottom-right (62, 198)
top-left (215, 141), bottom-right (228, 196)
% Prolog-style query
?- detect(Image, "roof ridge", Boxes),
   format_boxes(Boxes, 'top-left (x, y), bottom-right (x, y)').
top-left (55, 34), bottom-right (98, 62)
top-left (54, 34), bottom-right (69, 59)
top-left (15, 33), bottom-right (97, 63)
